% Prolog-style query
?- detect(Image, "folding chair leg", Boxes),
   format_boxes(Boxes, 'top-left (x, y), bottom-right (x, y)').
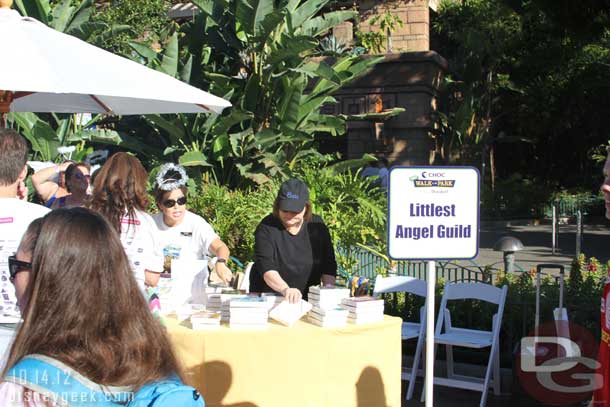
top-left (446, 344), bottom-right (454, 379)
top-left (407, 330), bottom-right (425, 400)
top-left (421, 344), bottom-right (437, 403)
top-left (480, 341), bottom-right (499, 407)
top-left (493, 345), bottom-right (501, 395)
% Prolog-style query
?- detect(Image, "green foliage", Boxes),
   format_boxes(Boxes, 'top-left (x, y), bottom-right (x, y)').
top-left (15, 0), bottom-right (131, 45)
top-left (189, 182), bottom-right (278, 262)
top-left (122, 0), bottom-right (382, 188)
top-left (91, 0), bottom-right (172, 55)
top-left (432, 0), bottom-right (610, 191)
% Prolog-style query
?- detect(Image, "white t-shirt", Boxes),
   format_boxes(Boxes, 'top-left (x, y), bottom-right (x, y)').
top-left (152, 210), bottom-right (219, 265)
top-left (119, 209), bottom-right (163, 291)
top-left (152, 210), bottom-right (219, 309)
top-left (0, 198), bottom-right (49, 320)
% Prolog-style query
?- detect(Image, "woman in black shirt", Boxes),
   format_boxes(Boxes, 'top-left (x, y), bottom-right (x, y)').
top-left (249, 178), bottom-right (337, 303)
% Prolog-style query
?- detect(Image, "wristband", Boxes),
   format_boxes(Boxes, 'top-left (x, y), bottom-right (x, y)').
top-left (216, 258), bottom-right (227, 264)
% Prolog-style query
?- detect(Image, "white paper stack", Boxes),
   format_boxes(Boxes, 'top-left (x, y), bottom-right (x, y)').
top-left (341, 296), bottom-right (385, 324)
top-left (269, 299), bottom-right (313, 327)
top-left (308, 306), bottom-right (349, 328)
top-left (190, 310), bottom-right (221, 330)
top-left (307, 286), bottom-right (350, 310)
top-left (229, 297), bottom-right (269, 329)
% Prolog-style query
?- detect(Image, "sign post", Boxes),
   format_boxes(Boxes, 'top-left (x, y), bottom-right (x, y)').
top-left (387, 167), bottom-right (480, 406)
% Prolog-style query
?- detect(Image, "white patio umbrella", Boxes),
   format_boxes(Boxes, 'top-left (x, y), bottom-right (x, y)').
top-left (0, 6), bottom-right (231, 116)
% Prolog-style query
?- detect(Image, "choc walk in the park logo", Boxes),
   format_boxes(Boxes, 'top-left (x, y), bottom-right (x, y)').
top-left (388, 167), bottom-right (479, 260)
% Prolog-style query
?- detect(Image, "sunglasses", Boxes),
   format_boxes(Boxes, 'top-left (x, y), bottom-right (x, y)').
top-left (162, 196), bottom-right (187, 209)
top-left (8, 255), bottom-right (32, 282)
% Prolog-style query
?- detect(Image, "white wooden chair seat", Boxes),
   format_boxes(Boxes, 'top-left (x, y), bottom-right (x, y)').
top-left (434, 327), bottom-right (493, 349)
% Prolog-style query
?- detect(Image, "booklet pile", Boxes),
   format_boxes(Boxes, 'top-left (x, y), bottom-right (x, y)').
top-left (206, 290), bottom-right (247, 322)
top-left (190, 310), bottom-right (221, 330)
top-left (341, 296), bottom-right (385, 324)
top-left (307, 286), bottom-right (350, 328)
top-left (229, 297), bottom-right (269, 329)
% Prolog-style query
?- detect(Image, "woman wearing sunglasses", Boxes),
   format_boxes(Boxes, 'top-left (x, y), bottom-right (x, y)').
top-left (152, 164), bottom-right (233, 291)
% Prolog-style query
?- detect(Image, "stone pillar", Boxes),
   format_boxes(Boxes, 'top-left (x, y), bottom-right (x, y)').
top-left (358, 0), bottom-right (430, 52)
top-left (332, 52), bottom-right (447, 166)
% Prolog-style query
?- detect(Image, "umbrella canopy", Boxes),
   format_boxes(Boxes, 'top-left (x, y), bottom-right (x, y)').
top-left (0, 7), bottom-right (231, 115)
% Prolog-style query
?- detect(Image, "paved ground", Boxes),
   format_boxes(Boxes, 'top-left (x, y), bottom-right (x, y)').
top-left (400, 380), bottom-right (583, 407)
top-left (456, 217), bottom-right (610, 274)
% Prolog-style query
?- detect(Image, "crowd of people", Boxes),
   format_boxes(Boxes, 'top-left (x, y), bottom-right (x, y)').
top-left (0, 128), bottom-right (338, 404)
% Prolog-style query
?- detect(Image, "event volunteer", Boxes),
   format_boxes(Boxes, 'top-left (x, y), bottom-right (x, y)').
top-left (249, 178), bottom-right (337, 303)
top-left (0, 130), bottom-right (49, 321)
top-left (152, 164), bottom-right (233, 287)
top-left (88, 152), bottom-right (163, 291)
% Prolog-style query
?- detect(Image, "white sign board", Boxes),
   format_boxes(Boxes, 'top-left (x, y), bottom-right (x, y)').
top-left (387, 166), bottom-right (480, 260)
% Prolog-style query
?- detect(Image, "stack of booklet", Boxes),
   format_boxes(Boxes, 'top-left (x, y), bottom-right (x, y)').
top-left (307, 286), bottom-right (350, 310)
top-left (228, 297), bottom-right (269, 329)
top-left (190, 310), bottom-right (221, 330)
top-left (206, 291), bottom-right (247, 322)
top-left (308, 306), bottom-right (349, 328)
top-left (341, 296), bottom-right (385, 324)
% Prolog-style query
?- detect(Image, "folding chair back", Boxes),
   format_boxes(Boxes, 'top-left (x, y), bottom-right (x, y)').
top-left (373, 275), bottom-right (427, 401)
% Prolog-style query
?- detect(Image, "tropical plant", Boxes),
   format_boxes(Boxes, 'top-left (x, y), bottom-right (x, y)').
top-left (14, 0), bottom-right (129, 44)
top-left (122, 0), bottom-right (386, 188)
top-left (91, 0), bottom-right (171, 55)
top-left (318, 35), bottom-right (348, 56)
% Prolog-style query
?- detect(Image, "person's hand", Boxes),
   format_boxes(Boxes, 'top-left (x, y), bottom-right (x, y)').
top-left (16, 180), bottom-right (28, 201)
top-left (282, 287), bottom-right (302, 304)
top-left (59, 161), bottom-right (73, 172)
top-left (215, 262), bottom-right (233, 285)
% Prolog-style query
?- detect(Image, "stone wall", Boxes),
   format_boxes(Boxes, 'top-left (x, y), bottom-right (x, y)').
top-left (355, 0), bottom-right (430, 52)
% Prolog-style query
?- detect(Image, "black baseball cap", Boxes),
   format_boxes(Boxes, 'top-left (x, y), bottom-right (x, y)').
top-left (277, 178), bottom-right (310, 212)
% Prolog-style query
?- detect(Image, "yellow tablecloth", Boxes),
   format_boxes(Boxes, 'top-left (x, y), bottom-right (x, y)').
top-left (166, 315), bottom-right (402, 407)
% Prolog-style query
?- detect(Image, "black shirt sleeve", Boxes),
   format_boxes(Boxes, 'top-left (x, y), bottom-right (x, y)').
top-left (253, 219), bottom-right (277, 276)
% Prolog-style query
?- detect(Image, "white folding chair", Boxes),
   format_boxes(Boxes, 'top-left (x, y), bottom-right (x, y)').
top-left (422, 282), bottom-right (508, 407)
top-left (373, 275), bottom-right (427, 401)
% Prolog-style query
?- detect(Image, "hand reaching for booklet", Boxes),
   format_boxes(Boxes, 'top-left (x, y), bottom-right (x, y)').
top-left (282, 287), bottom-right (302, 304)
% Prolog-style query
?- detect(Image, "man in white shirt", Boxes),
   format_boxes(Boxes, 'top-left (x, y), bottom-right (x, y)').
top-left (0, 130), bottom-right (49, 319)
